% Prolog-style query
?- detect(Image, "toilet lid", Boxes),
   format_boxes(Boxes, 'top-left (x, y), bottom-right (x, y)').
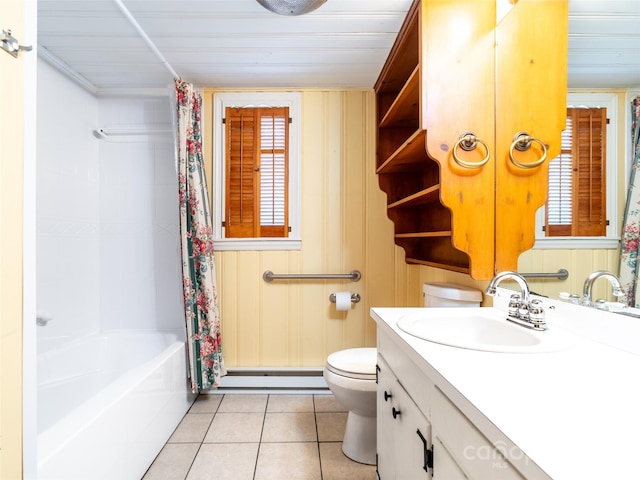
top-left (326, 348), bottom-right (377, 379)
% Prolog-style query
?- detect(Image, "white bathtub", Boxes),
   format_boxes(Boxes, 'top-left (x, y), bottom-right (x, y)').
top-left (37, 331), bottom-right (195, 480)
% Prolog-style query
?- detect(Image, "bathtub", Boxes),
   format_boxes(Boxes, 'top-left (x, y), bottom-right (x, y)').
top-left (37, 331), bottom-right (196, 480)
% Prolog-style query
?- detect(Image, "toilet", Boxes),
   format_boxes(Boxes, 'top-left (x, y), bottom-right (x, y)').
top-left (323, 347), bottom-right (378, 464)
top-left (423, 282), bottom-right (483, 308)
top-left (323, 282), bottom-right (482, 465)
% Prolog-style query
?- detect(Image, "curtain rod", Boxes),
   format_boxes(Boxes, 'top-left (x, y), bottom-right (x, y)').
top-left (112, 0), bottom-right (180, 80)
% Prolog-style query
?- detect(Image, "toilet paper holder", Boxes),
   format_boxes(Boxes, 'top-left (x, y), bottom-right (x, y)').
top-left (329, 292), bottom-right (361, 304)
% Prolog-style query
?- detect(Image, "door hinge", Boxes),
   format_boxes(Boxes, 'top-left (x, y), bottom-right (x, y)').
top-left (288, 226), bottom-right (292, 233)
top-left (606, 118), bottom-right (610, 124)
top-left (606, 219), bottom-right (610, 226)
top-left (416, 428), bottom-right (433, 473)
top-left (289, 117), bottom-right (292, 124)
top-left (222, 118), bottom-right (226, 124)
top-left (221, 221), bottom-right (226, 227)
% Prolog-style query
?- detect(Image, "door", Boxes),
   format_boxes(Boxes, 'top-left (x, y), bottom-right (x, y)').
top-left (0, 1), bottom-right (26, 478)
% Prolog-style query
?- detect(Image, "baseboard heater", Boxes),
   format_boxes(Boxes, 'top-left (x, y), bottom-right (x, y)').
top-left (211, 367), bottom-right (329, 393)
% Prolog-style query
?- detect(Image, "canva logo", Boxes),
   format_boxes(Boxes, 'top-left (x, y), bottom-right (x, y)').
top-left (462, 440), bottom-right (529, 469)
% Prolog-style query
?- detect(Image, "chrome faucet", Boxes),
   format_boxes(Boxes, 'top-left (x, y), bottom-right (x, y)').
top-left (582, 270), bottom-right (625, 307)
top-left (486, 271), bottom-right (547, 331)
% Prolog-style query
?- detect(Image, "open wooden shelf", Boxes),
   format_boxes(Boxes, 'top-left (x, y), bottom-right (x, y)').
top-left (406, 258), bottom-right (470, 274)
top-left (387, 185), bottom-right (440, 209)
top-left (376, 129), bottom-right (427, 174)
top-left (396, 231), bottom-right (452, 238)
top-left (379, 67), bottom-right (420, 129)
top-left (374, 0), bottom-right (470, 273)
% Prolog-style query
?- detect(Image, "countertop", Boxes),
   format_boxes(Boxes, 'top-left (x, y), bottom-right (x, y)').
top-left (371, 289), bottom-right (640, 480)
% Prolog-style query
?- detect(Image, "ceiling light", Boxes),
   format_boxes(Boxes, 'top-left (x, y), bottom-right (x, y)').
top-left (256, 0), bottom-right (327, 16)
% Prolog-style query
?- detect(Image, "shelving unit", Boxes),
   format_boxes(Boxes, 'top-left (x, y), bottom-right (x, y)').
top-left (374, 0), bottom-right (470, 274)
top-left (374, 0), bottom-right (567, 280)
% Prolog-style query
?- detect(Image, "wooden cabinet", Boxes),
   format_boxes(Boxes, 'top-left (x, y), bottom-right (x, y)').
top-left (374, 0), bottom-right (568, 280)
top-left (377, 327), bottom-right (526, 479)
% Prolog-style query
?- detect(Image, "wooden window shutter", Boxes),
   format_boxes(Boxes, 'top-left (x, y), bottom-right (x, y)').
top-left (572, 107), bottom-right (606, 236)
top-left (225, 107), bottom-right (258, 238)
top-left (224, 106), bottom-right (289, 238)
top-left (545, 107), bottom-right (606, 237)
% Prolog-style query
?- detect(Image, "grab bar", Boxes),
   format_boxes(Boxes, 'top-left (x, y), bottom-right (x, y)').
top-left (519, 269), bottom-right (569, 281)
top-left (263, 270), bottom-right (361, 282)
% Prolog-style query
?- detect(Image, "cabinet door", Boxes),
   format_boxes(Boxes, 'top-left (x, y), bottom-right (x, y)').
top-left (377, 356), bottom-right (398, 480)
top-left (432, 388), bottom-right (525, 479)
top-left (393, 380), bottom-right (433, 480)
top-left (378, 355), bottom-right (433, 480)
top-left (432, 437), bottom-right (469, 480)
top-left (423, 0), bottom-right (496, 280)
top-left (494, 0), bottom-right (568, 271)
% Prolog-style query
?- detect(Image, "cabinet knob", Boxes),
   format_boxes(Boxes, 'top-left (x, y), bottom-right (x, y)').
top-left (392, 407), bottom-right (401, 419)
top-left (384, 390), bottom-right (392, 402)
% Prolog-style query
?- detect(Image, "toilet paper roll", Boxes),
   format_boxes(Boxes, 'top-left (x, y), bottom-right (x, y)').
top-left (335, 291), bottom-right (352, 311)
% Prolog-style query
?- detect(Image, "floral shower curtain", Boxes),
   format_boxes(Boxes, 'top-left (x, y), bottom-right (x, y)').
top-left (619, 97), bottom-right (640, 307)
top-left (175, 79), bottom-right (225, 390)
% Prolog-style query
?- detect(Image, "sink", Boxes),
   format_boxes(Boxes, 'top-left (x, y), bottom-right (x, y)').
top-left (396, 308), bottom-right (575, 353)
top-left (603, 302), bottom-right (640, 319)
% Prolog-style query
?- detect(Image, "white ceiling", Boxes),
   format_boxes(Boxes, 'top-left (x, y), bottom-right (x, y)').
top-left (37, 0), bottom-right (640, 94)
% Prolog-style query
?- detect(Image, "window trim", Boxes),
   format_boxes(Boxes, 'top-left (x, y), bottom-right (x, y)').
top-left (534, 92), bottom-right (619, 249)
top-left (212, 92), bottom-right (301, 251)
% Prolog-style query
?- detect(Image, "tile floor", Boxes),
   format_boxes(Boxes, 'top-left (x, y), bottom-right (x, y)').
top-left (141, 393), bottom-right (377, 480)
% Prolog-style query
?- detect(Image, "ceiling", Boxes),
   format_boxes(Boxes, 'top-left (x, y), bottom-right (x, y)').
top-left (37, 0), bottom-right (640, 94)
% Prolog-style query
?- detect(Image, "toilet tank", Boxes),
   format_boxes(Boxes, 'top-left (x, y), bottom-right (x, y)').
top-left (423, 282), bottom-right (482, 308)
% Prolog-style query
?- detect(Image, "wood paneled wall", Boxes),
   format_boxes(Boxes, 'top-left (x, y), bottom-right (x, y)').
top-left (518, 248), bottom-right (620, 301)
top-left (205, 90), bottom-right (411, 368)
top-left (204, 89), bottom-right (626, 368)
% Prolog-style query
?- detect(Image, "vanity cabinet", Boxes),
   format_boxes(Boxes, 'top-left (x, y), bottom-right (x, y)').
top-left (374, 0), bottom-right (568, 280)
top-left (377, 327), bottom-right (525, 479)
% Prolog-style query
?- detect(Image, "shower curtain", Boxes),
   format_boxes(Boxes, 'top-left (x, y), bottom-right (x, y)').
top-left (619, 97), bottom-right (640, 307)
top-left (175, 79), bottom-right (225, 390)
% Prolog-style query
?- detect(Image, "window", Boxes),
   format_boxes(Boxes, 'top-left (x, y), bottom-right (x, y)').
top-left (212, 92), bottom-right (301, 251)
top-left (534, 93), bottom-right (618, 249)
top-left (225, 106), bottom-right (289, 238)
top-left (545, 107), bottom-right (607, 237)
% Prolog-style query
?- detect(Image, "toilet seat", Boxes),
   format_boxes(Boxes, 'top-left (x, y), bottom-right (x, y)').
top-left (326, 348), bottom-right (377, 380)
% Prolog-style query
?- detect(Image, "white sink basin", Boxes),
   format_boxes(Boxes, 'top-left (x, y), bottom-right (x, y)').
top-left (396, 308), bottom-right (575, 353)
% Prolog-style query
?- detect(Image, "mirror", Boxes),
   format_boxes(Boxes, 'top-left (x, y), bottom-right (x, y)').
top-left (518, 92), bottom-right (624, 303)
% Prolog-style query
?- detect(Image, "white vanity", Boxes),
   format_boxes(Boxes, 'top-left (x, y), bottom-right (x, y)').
top-left (372, 290), bottom-right (640, 479)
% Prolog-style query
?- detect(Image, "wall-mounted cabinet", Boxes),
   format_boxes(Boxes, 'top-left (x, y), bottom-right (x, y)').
top-left (374, 0), bottom-right (568, 280)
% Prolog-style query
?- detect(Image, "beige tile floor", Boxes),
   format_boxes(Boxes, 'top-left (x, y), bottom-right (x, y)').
top-left (141, 393), bottom-right (377, 480)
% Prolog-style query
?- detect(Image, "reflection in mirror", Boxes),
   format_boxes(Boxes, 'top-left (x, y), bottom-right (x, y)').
top-left (519, 92), bottom-right (623, 303)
